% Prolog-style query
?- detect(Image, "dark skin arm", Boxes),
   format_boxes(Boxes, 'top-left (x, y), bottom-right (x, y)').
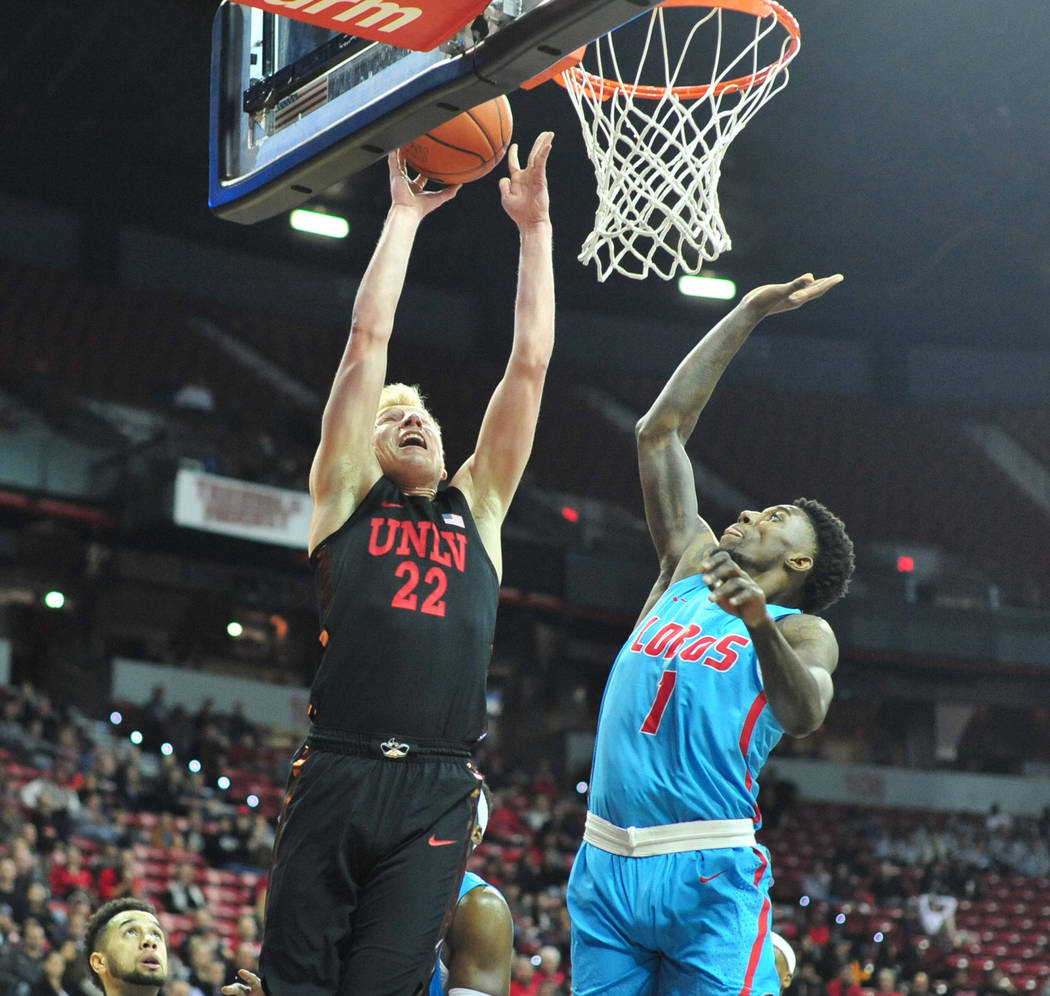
top-left (445, 885), bottom-right (514, 996)
top-left (700, 547), bottom-right (838, 736)
top-left (635, 274), bottom-right (844, 593)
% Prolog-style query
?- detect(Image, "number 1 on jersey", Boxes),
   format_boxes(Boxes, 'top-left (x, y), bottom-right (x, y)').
top-left (640, 669), bottom-right (677, 735)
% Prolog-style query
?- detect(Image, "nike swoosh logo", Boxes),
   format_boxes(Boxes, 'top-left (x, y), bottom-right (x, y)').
top-left (699, 871), bottom-right (727, 883)
top-left (428, 835), bottom-right (457, 847)
top-left (381, 502), bottom-right (404, 508)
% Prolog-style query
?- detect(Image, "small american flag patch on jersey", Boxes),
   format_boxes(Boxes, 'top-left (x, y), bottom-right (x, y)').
top-left (442, 513), bottom-right (465, 528)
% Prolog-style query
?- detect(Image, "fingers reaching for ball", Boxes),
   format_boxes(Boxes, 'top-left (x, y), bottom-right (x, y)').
top-left (499, 131), bottom-right (554, 229)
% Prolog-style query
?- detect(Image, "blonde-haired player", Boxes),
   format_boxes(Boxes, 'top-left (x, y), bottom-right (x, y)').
top-left (258, 131), bottom-right (555, 996)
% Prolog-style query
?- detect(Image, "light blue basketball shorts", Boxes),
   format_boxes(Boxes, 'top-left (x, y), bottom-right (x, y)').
top-left (567, 841), bottom-right (780, 996)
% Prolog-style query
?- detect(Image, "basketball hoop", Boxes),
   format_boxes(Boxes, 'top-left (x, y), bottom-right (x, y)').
top-left (553, 0), bottom-right (801, 281)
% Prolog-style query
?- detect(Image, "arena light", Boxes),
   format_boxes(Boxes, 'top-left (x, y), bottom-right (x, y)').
top-left (43, 590), bottom-right (66, 609)
top-left (289, 208), bottom-right (349, 239)
top-left (897, 555), bottom-right (915, 573)
top-left (246, 794), bottom-right (260, 808)
top-left (109, 711), bottom-right (122, 726)
top-left (677, 275), bottom-right (737, 300)
top-left (561, 505), bottom-right (580, 523)
top-left (227, 620), bottom-right (244, 638)
top-left (160, 742), bottom-right (174, 756)
top-left (188, 759), bottom-right (202, 773)
top-left (129, 730), bottom-right (143, 745)
top-left (217, 776), bottom-right (231, 790)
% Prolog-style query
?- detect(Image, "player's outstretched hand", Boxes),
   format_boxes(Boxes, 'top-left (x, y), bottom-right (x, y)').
top-left (739, 273), bottom-right (843, 321)
top-left (222, 968), bottom-right (264, 996)
top-left (499, 131), bottom-right (553, 229)
top-left (387, 151), bottom-right (461, 217)
top-left (700, 549), bottom-right (768, 628)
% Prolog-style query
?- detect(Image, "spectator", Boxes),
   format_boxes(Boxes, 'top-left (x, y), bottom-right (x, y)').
top-left (793, 960), bottom-right (826, 996)
top-left (874, 968), bottom-right (905, 996)
top-left (509, 954), bottom-right (539, 996)
top-left (0, 917), bottom-right (50, 994)
top-left (910, 971), bottom-right (932, 996)
top-left (985, 804), bottom-right (1012, 833)
top-left (71, 792), bottom-right (120, 843)
top-left (49, 846), bottom-right (93, 901)
top-left (97, 849), bottom-right (141, 904)
top-left (23, 883), bottom-right (60, 942)
top-left (0, 857), bottom-right (24, 921)
top-left (163, 862), bottom-right (207, 915)
top-left (826, 963), bottom-right (864, 996)
top-left (801, 859), bottom-right (833, 903)
top-left (917, 887), bottom-right (959, 948)
top-left (532, 945), bottom-right (565, 990)
top-left (30, 949), bottom-right (68, 996)
top-left (58, 934), bottom-right (93, 996)
top-left (21, 758), bottom-right (82, 825)
top-left (0, 903), bottom-right (18, 947)
top-left (977, 966), bottom-right (1016, 996)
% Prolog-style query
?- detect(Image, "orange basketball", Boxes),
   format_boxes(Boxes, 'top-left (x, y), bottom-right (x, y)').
top-left (401, 95), bottom-right (513, 185)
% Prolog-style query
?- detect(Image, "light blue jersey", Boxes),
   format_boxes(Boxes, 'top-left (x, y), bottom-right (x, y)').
top-left (589, 575), bottom-right (799, 830)
top-left (570, 576), bottom-right (801, 996)
top-left (429, 872), bottom-right (488, 996)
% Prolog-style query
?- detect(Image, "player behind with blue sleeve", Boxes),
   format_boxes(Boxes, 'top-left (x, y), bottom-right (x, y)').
top-left (568, 274), bottom-right (855, 996)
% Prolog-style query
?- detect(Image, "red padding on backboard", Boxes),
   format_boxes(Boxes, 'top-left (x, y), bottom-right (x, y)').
top-left (242, 0), bottom-right (492, 53)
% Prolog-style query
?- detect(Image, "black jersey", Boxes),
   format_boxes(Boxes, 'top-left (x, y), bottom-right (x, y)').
top-left (308, 475), bottom-right (499, 744)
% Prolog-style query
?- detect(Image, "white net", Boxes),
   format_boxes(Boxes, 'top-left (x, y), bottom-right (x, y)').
top-left (561, 1), bottom-right (799, 281)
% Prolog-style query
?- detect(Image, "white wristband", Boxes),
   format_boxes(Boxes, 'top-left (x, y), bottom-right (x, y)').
top-left (448, 989), bottom-right (491, 996)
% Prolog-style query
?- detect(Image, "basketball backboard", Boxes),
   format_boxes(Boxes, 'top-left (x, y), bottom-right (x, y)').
top-left (209, 0), bottom-right (664, 224)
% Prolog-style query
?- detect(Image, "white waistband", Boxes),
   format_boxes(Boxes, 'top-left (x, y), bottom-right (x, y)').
top-left (583, 811), bottom-right (756, 857)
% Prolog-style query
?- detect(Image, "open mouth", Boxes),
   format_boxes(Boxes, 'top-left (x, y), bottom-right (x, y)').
top-left (722, 525), bottom-right (743, 539)
top-left (399, 432), bottom-right (426, 449)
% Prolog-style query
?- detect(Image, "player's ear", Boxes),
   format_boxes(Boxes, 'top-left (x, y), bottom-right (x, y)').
top-left (785, 551), bottom-right (813, 575)
top-left (441, 466), bottom-right (448, 481)
top-left (90, 951), bottom-right (105, 976)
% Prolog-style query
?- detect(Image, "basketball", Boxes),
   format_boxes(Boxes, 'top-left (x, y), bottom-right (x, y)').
top-left (401, 95), bottom-right (513, 185)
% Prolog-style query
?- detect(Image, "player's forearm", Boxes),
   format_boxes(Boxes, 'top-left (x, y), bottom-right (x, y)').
top-left (637, 298), bottom-right (766, 444)
top-left (510, 221), bottom-right (555, 369)
top-left (747, 615), bottom-right (829, 736)
top-left (349, 205), bottom-right (423, 341)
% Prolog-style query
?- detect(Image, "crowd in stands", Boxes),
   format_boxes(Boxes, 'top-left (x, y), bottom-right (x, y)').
top-left (2, 678), bottom-right (1050, 996)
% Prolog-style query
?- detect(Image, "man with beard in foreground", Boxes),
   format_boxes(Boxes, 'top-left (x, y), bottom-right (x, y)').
top-left (567, 274), bottom-right (855, 996)
top-left (84, 898), bottom-right (168, 996)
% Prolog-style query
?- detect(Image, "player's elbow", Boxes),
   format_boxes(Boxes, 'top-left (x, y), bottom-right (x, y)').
top-left (781, 702), bottom-right (827, 739)
top-left (635, 412), bottom-right (674, 450)
top-left (508, 349), bottom-right (551, 387)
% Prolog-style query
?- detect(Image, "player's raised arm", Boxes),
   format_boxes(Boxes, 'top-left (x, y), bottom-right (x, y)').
top-left (451, 132), bottom-right (555, 574)
top-left (307, 155), bottom-right (460, 553)
top-left (635, 273), bottom-right (843, 578)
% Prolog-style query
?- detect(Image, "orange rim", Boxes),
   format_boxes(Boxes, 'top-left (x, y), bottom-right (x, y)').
top-left (556, 0), bottom-right (800, 102)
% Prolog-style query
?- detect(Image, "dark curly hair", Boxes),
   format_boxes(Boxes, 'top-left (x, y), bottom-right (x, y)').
top-left (84, 897), bottom-right (160, 981)
top-left (792, 497), bottom-right (855, 614)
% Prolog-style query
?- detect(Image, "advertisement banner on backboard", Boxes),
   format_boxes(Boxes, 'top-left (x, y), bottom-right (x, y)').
top-left (237, 0), bottom-right (491, 52)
